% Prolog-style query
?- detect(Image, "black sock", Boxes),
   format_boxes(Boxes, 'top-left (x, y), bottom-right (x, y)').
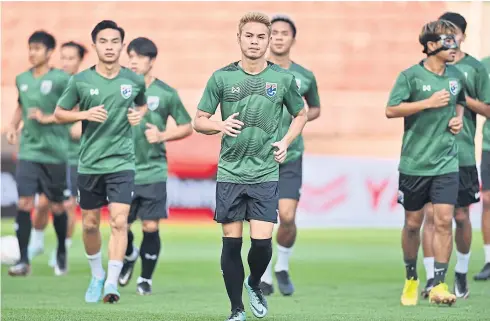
top-left (221, 237), bottom-right (245, 312)
top-left (16, 210), bottom-right (32, 263)
top-left (126, 229), bottom-right (134, 257)
top-left (53, 212), bottom-right (67, 255)
top-left (140, 230), bottom-right (161, 280)
top-left (248, 238), bottom-right (272, 288)
top-left (434, 262), bottom-right (448, 285)
top-left (404, 258), bottom-right (418, 280)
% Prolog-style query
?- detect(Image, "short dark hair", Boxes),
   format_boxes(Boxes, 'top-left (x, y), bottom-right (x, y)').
top-left (91, 20), bottom-right (125, 43)
top-left (127, 37), bottom-right (158, 59)
top-left (28, 31), bottom-right (56, 50)
top-left (271, 15), bottom-right (297, 38)
top-left (62, 41), bottom-right (87, 59)
top-left (439, 12), bottom-right (467, 34)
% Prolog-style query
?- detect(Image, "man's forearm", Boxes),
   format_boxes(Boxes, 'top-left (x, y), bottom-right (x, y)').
top-left (193, 116), bottom-right (222, 135)
top-left (307, 107), bottom-right (320, 121)
top-left (282, 109), bottom-right (308, 146)
top-left (466, 97), bottom-right (490, 118)
top-left (385, 100), bottom-right (429, 118)
top-left (9, 107), bottom-right (22, 129)
top-left (54, 107), bottom-right (86, 124)
top-left (160, 124), bottom-right (193, 142)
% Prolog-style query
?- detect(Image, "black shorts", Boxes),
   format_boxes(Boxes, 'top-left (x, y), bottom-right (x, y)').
top-left (457, 166), bottom-right (480, 208)
top-left (279, 157), bottom-right (302, 201)
top-left (128, 181), bottom-right (167, 224)
top-left (215, 181), bottom-right (279, 224)
top-left (481, 150), bottom-right (490, 191)
top-left (77, 170), bottom-right (135, 210)
top-left (398, 172), bottom-right (459, 211)
top-left (64, 164), bottom-right (78, 200)
top-left (16, 160), bottom-right (67, 203)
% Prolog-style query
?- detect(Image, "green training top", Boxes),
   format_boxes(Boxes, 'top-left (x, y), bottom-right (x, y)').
top-left (197, 61), bottom-right (304, 184)
top-left (57, 66), bottom-right (147, 174)
top-left (387, 61), bottom-right (466, 176)
top-left (16, 68), bottom-right (70, 164)
top-left (480, 56), bottom-right (490, 151)
top-left (133, 79), bottom-right (191, 185)
top-left (280, 62), bottom-right (321, 164)
top-left (452, 54), bottom-right (490, 166)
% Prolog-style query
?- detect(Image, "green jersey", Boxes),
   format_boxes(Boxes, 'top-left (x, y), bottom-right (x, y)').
top-left (387, 61), bottom-right (466, 176)
top-left (453, 54), bottom-right (490, 165)
top-left (480, 56), bottom-right (490, 151)
top-left (57, 66), bottom-right (147, 174)
top-left (198, 61), bottom-right (304, 184)
top-left (133, 79), bottom-right (191, 185)
top-left (280, 62), bottom-right (321, 163)
top-left (16, 68), bottom-right (70, 164)
top-left (67, 124), bottom-right (80, 166)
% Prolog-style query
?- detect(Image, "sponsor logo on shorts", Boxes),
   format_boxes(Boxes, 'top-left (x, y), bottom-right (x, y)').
top-left (475, 191), bottom-right (481, 200)
top-left (63, 189), bottom-right (72, 198)
top-left (397, 190), bottom-right (404, 204)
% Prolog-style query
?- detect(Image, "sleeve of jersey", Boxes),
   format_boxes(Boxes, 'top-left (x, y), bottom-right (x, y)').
top-left (57, 76), bottom-right (79, 110)
top-left (284, 76), bottom-right (305, 116)
top-left (134, 81), bottom-right (147, 107)
top-left (387, 73), bottom-right (411, 107)
top-left (169, 91), bottom-right (192, 125)
top-left (197, 74), bottom-right (221, 114)
top-left (304, 74), bottom-right (321, 108)
top-left (476, 65), bottom-right (490, 104)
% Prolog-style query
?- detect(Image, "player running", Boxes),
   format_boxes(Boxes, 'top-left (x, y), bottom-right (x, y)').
top-left (6, 31), bottom-right (71, 277)
top-left (419, 12), bottom-right (490, 298)
top-left (386, 19), bottom-right (465, 307)
top-left (28, 41), bottom-right (87, 268)
top-left (193, 12), bottom-right (307, 321)
top-left (476, 55), bottom-right (490, 281)
top-left (259, 15), bottom-right (321, 297)
top-left (54, 20), bottom-right (146, 304)
top-left (117, 37), bottom-right (193, 295)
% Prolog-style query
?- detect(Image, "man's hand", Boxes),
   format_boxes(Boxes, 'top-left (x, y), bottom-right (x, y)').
top-left (6, 126), bottom-right (18, 145)
top-left (28, 108), bottom-right (44, 122)
top-left (145, 123), bottom-right (161, 144)
top-left (127, 108), bottom-right (141, 126)
top-left (220, 112), bottom-right (244, 137)
top-left (427, 89), bottom-right (451, 109)
top-left (84, 105), bottom-right (107, 123)
top-left (448, 116), bottom-right (463, 134)
top-left (271, 140), bottom-right (288, 164)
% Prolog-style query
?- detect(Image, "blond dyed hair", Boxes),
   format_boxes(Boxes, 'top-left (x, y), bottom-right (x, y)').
top-left (238, 12), bottom-right (271, 35)
top-left (419, 19), bottom-right (457, 43)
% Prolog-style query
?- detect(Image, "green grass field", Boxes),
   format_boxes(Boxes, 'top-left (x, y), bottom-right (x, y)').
top-left (2, 219), bottom-right (490, 321)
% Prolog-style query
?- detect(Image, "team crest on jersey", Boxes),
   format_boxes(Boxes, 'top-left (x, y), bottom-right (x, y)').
top-left (449, 80), bottom-right (459, 96)
top-left (20, 84), bottom-right (28, 92)
top-left (121, 84), bottom-right (132, 99)
top-left (147, 96), bottom-right (160, 111)
top-left (295, 78), bottom-right (302, 90)
top-left (40, 80), bottom-right (52, 95)
top-left (265, 82), bottom-right (277, 97)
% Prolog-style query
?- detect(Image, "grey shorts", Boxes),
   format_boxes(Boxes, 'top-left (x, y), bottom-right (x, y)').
top-left (128, 181), bottom-right (167, 224)
top-left (481, 150), bottom-right (490, 191)
top-left (215, 181), bottom-right (279, 224)
top-left (279, 157), bottom-right (302, 201)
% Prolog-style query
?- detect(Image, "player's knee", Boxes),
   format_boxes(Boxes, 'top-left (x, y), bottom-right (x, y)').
top-left (51, 203), bottom-right (65, 215)
top-left (18, 197), bottom-right (34, 212)
top-left (435, 213), bottom-right (453, 232)
top-left (110, 213), bottom-right (128, 232)
top-left (142, 220), bottom-right (159, 233)
top-left (404, 214), bottom-right (422, 233)
top-left (279, 209), bottom-right (296, 227)
top-left (482, 191), bottom-right (490, 208)
top-left (82, 214), bottom-right (99, 234)
top-left (454, 208), bottom-right (470, 228)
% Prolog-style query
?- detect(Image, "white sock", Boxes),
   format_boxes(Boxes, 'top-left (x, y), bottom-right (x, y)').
top-left (455, 251), bottom-right (471, 274)
top-left (86, 252), bottom-right (105, 280)
top-left (423, 257), bottom-right (434, 280)
top-left (274, 245), bottom-right (293, 272)
top-left (137, 276), bottom-right (152, 286)
top-left (31, 229), bottom-right (45, 249)
top-left (105, 260), bottom-right (123, 288)
top-left (484, 244), bottom-right (490, 263)
top-left (261, 259), bottom-right (273, 284)
top-left (65, 238), bottom-right (72, 249)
